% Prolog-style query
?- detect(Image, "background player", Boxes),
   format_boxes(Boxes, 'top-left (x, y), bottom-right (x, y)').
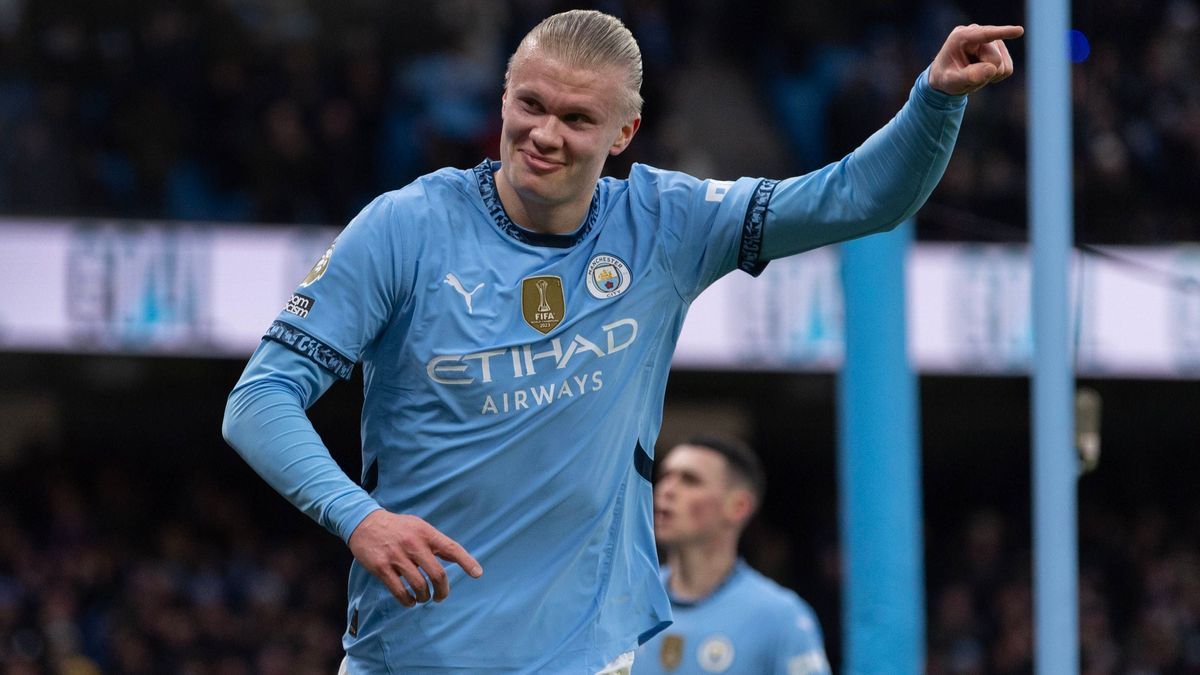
top-left (638, 437), bottom-right (831, 675)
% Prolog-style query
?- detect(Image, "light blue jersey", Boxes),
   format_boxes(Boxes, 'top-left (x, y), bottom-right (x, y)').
top-left (223, 71), bottom-right (965, 674)
top-left (637, 561), bottom-right (831, 675)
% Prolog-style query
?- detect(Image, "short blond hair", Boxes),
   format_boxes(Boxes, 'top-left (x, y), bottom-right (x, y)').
top-left (506, 10), bottom-right (644, 118)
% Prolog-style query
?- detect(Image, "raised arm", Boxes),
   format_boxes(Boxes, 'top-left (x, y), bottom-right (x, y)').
top-left (760, 24), bottom-right (1022, 260)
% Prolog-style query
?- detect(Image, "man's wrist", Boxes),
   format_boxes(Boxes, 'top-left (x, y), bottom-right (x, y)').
top-left (916, 67), bottom-right (968, 110)
top-left (337, 500), bottom-right (386, 545)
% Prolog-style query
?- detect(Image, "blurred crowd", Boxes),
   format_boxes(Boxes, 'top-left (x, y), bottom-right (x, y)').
top-left (0, 0), bottom-right (1197, 242)
top-left (2, 447), bottom-right (1199, 674)
top-left (0, 452), bottom-right (349, 674)
top-left (922, 505), bottom-right (1200, 674)
top-left (739, 498), bottom-right (1200, 675)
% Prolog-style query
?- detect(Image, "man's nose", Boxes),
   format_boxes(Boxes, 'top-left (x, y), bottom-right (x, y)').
top-left (529, 117), bottom-right (563, 148)
top-left (654, 476), bottom-right (675, 498)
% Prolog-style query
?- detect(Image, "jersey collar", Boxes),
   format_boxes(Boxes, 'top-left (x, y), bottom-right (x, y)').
top-left (473, 159), bottom-right (600, 249)
top-left (664, 559), bottom-right (748, 608)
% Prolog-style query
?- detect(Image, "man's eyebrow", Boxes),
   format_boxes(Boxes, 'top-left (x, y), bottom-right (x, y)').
top-left (563, 105), bottom-right (599, 119)
top-left (663, 467), bottom-right (702, 482)
top-left (511, 87), bottom-right (603, 116)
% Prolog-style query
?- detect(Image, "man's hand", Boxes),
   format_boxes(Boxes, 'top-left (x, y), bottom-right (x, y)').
top-left (928, 24), bottom-right (1024, 96)
top-left (348, 510), bottom-right (483, 607)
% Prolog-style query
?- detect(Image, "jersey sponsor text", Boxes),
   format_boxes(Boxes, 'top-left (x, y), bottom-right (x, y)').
top-left (426, 318), bottom-right (637, 385)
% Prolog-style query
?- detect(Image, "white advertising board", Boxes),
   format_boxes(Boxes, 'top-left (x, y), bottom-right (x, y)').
top-left (2, 219), bottom-right (1198, 378)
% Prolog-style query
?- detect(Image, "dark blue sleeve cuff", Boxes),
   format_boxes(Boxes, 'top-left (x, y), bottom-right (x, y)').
top-left (263, 320), bottom-right (355, 381)
top-left (737, 178), bottom-right (779, 276)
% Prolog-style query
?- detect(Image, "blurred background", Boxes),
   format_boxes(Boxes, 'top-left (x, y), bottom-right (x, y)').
top-left (1, 0), bottom-right (1199, 673)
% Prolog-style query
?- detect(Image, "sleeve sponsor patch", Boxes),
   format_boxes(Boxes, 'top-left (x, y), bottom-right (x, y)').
top-left (285, 293), bottom-right (315, 318)
top-left (263, 320), bottom-right (354, 380)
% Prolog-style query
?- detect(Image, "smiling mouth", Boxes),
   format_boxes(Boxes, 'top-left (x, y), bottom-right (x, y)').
top-left (520, 150), bottom-right (563, 172)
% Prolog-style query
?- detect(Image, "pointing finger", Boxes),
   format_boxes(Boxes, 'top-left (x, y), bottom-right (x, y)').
top-left (963, 24), bottom-right (1024, 45)
top-left (432, 534), bottom-right (483, 579)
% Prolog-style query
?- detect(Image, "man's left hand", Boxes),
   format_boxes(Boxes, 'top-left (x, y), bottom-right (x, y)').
top-left (928, 24), bottom-right (1024, 96)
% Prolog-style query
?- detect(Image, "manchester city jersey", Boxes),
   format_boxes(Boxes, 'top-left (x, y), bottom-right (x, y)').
top-left (266, 160), bottom-right (775, 672)
top-left (225, 71), bottom-right (965, 674)
top-left (636, 562), bottom-right (831, 675)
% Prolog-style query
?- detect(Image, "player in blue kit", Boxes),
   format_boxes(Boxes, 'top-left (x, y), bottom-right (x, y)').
top-left (222, 9), bottom-right (1021, 674)
top-left (638, 437), bottom-right (830, 675)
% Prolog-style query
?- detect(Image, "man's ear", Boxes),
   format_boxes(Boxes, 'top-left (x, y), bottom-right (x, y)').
top-left (724, 488), bottom-right (755, 524)
top-left (610, 116), bottom-right (641, 156)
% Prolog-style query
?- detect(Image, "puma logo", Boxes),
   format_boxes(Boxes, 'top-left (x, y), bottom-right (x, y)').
top-left (444, 273), bottom-right (484, 314)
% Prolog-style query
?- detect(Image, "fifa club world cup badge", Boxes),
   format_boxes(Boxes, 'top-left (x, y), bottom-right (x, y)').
top-left (521, 275), bottom-right (565, 334)
top-left (585, 253), bottom-right (631, 299)
top-left (659, 634), bottom-right (684, 671)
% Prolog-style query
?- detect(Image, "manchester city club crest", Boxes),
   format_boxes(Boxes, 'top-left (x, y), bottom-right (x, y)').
top-left (659, 634), bottom-right (684, 671)
top-left (521, 275), bottom-right (565, 334)
top-left (697, 635), bottom-right (735, 673)
top-left (586, 253), bottom-right (632, 299)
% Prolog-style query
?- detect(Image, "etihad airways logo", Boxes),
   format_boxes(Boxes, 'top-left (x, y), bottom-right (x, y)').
top-left (426, 318), bottom-right (637, 385)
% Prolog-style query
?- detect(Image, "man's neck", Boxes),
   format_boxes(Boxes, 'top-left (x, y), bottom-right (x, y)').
top-left (494, 168), bottom-right (593, 235)
top-left (666, 539), bottom-right (739, 603)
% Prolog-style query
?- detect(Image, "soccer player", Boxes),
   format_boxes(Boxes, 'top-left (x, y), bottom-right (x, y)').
top-left (637, 437), bottom-right (831, 675)
top-left (222, 9), bottom-right (1021, 674)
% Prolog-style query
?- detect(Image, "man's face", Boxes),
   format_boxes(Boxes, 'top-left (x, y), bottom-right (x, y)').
top-left (498, 49), bottom-right (639, 221)
top-left (653, 445), bottom-right (741, 547)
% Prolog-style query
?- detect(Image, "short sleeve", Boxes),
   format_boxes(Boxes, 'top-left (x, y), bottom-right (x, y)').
top-left (774, 599), bottom-right (832, 675)
top-left (265, 194), bottom-right (404, 380)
